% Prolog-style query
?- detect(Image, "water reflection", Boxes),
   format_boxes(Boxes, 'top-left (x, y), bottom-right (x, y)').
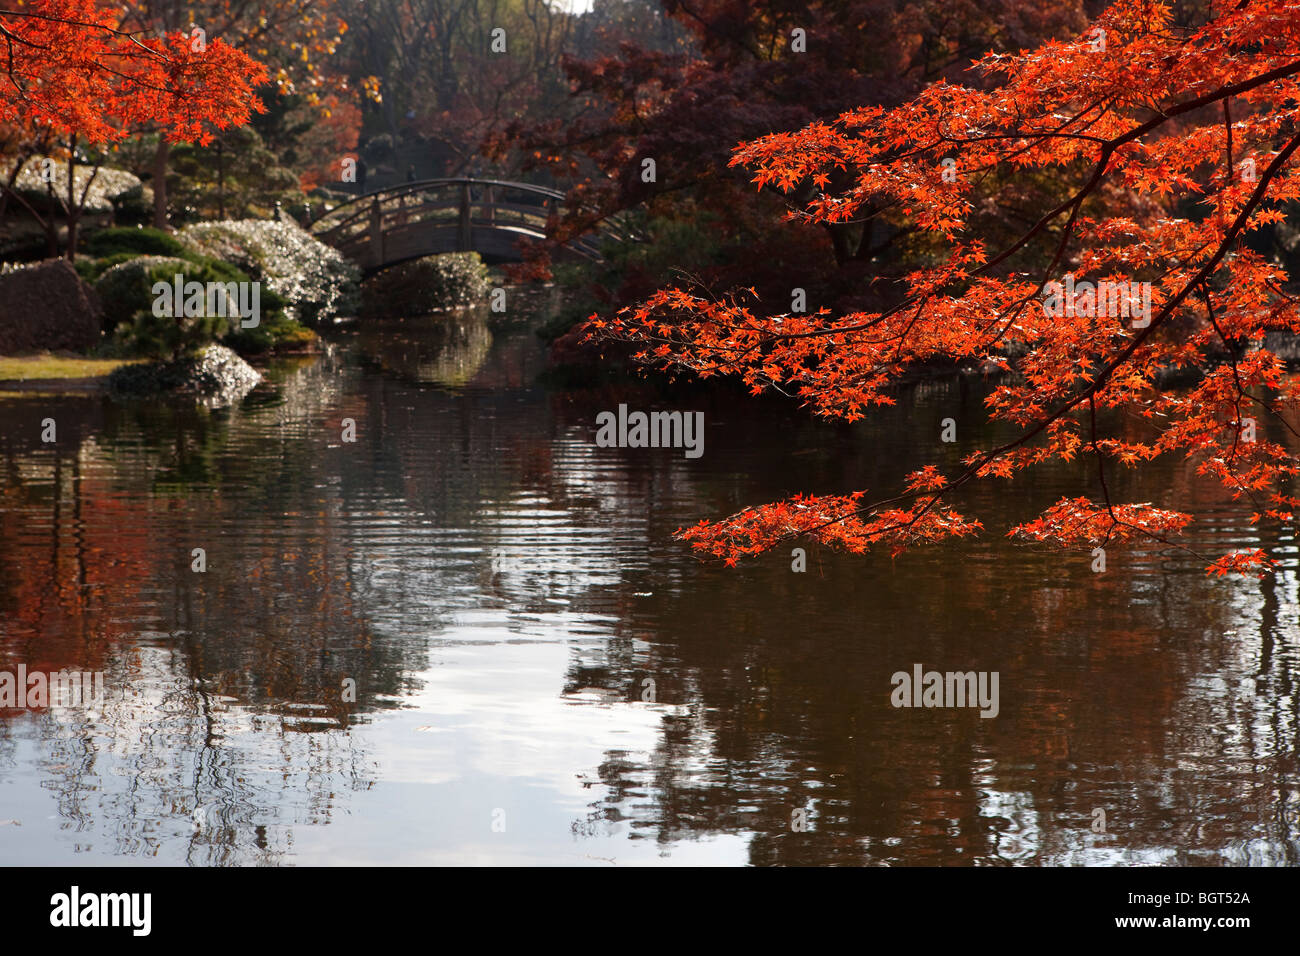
top-left (356, 311), bottom-right (494, 389)
top-left (0, 298), bottom-right (1297, 865)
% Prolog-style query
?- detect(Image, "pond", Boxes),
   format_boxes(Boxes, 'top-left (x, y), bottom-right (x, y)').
top-left (0, 288), bottom-right (1296, 865)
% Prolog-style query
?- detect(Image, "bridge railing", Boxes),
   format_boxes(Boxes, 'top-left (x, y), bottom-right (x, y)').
top-left (309, 178), bottom-right (632, 269)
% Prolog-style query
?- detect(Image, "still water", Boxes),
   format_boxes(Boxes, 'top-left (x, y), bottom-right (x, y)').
top-left (1, 289), bottom-right (1297, 865)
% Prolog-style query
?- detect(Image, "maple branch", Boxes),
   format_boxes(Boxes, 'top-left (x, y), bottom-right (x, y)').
top-left (1198, 281), bottom-right (1246, 466)
top-left (1224, 97), bottom-right (1234, 183)
top-left (0, 20), bottom-right (40, 48)
top-left (695, 63), bottom-right (1300, 359)
top-left (779, 128), bottom-right (1300, 555)
top-left (0, 8), bottom-right (145, 42)
top-left (969, 57), bottom-right (1300, 281)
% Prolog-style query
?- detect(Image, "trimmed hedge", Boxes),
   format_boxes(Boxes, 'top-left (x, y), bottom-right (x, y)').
top-left (93, 255), bottom-right (298, 361)
top-left (76, 251), bottom-right (148, 283)
top-left (86, 226), bottom-right (187, 259)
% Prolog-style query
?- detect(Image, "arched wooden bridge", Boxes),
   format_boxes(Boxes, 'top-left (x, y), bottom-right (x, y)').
top-left (309, 178), bottom-right (626, 273)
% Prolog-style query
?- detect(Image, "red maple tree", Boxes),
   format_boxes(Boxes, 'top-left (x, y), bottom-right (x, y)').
top-left (596, 0), bottom-right (1300, 576)
top-left (1, 0), bottom-right (267, 143)
top-left (1, 0), bottom-right (268, 250)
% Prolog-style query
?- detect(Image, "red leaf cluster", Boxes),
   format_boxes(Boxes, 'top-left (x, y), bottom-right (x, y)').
top-left (595, 0), bottom-right (1300, 575)
top-left (1, 0), bottom-right (268, 145)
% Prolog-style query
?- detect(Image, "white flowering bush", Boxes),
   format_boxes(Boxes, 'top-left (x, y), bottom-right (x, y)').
top-left (361, 253), bottom-right (492, 316)
top-left (178, 219), bottom-right (359, 324)
top-left (3, 160), bottom-right (142, 214)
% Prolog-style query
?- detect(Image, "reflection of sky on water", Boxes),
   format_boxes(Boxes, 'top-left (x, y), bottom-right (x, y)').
top-left (291, 638), bottom-right (746, 865)
top-left (1, 313), bottom-right (1298, 865)
top-left (0, 629), bottom-right (748, 864)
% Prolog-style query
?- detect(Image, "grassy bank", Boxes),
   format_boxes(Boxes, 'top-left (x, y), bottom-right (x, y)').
top-left (0, 353), bottom-right (141, 383)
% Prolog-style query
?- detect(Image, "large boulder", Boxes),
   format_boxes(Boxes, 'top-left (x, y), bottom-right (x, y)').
top-left (0, 259), bottom-right (102, 354)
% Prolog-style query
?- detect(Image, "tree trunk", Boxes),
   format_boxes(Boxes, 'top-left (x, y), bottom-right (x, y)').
top-left (64, 144), bottom-right (77, 261)
top-left (216, 140), bottom-right (225, 219)
top-left (826, 222), bottom-right (861, 265)
top-left (153, 137), bottom-right (170, 229)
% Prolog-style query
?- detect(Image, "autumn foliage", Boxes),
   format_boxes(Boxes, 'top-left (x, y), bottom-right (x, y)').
top-left (595, 0), bottom-right (1300, 575)
top-left (0, 0), bottom-right (268, 144)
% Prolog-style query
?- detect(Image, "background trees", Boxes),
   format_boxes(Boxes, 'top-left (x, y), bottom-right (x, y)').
top-left (331, 0), bottom-right (579, 186)
top-left (110, 0), bottom-right (351, 227)
top-left (500, 0), bottom-right (1097, 309)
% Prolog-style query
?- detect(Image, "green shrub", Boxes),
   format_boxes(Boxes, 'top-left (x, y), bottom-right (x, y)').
top-left (122, 310), bottom-right (222, 362)
top-left (94, 256), bottom-right (192, 331)
top-left (361, 253), bottom-right (492, 316)
top-left (86, 226), bottom-right (186, 259)
top-left (226, 279), bottom-right (304, 355)
top-left (224, 313), bottom-right (315, 355)
top-left (73, 257), bottom-right (99, 283)
top-left (117, 285), bottom-right (231, 363)
top-left (94, 255), bottom-right (288, 361)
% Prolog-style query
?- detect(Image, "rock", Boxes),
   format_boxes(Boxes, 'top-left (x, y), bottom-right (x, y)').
top-left (0, 259), bottom-right (102, 354)
top-left (108, 344), bottom-right (262, 407)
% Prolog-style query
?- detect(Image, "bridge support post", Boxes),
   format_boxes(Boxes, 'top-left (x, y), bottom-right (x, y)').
top-left (369, 197), bottom-right (383, 269)
top-left (458, 182), bottom-right (472, 252)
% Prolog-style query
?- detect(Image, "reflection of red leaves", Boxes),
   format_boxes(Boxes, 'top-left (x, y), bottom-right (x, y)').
top-left (675, 493), bottom-right (982, 563)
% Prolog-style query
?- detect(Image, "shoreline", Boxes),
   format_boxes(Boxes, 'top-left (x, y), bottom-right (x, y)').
top-left (0, 376), bottom-right (110, 394)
